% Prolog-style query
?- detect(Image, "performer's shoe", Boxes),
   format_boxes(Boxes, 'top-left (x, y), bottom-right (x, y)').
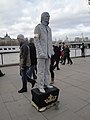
top-left (39, 107), bottom-right (46, 112)
top-left (18, 88), bottom-right (27, 93)
top-left (39, 88), bottom-right (45, 93)
top-left (46, 85), bottom-right (53, 88)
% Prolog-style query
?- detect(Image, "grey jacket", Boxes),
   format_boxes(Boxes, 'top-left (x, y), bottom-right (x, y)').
top-left (34, 23), bottom-right (53, 59)
top-left (20, 42), bottom-right (31, 68)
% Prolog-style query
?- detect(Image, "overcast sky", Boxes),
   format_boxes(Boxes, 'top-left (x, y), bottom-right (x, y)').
top-left (0, 0), bottom-right (90, 41)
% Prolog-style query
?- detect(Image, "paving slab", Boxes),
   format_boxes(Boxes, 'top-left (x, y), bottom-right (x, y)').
top-left (76, 104), bottom-right (90, 120)
top-left (0, 57), bottom-right (90, 120)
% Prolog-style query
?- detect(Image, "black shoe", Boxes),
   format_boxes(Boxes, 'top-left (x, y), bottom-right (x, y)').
top-left (0, 73), bottom-right (5, 77)
top-left (32, 80), bottom-right (36, 88)
top-left (18, 88), bottom-right (27, 93)
top-left (57, 68), bottom-right (60, 70)
top-left (70, 62), bottom-right (73, 65)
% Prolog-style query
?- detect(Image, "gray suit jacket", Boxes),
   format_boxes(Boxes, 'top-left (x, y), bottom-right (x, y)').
top-left (34, 23), bottom-right (53, 59)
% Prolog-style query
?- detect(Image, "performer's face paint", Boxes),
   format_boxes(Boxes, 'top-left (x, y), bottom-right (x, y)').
top-left (41, 12), bottom-right (50, 26)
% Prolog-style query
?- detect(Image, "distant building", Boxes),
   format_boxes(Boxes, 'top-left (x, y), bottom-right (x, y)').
top-left (74, 37), bottom-right (89, 42)
top-left (0, 33), bottom-right (19, 46)
top-left (52, 36), bottom-right (90, 48)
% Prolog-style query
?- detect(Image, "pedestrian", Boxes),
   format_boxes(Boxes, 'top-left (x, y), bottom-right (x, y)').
top-left (60, 42), bottom-right (65, 64)
top-left (26, 38), bottom-right (37, 88)
top-left (17, 34), bottom-right (31, 93)
top-left (80, 43), bottom-right (85, 57)
top-left (34, 12), bottom-right (54, 93)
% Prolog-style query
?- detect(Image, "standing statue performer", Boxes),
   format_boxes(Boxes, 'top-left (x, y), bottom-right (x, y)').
top-left (34, 12), bottom-right (54, 93)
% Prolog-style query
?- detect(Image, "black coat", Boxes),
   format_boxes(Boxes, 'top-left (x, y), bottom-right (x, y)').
top-left (29, 43), bottom-right (37, 65)
top-left (53, 46), bottom-right (60, 61)
top-left (64, 47), bottom-right (70, 57)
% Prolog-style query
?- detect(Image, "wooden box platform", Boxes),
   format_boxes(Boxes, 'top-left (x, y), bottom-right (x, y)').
top-left (31, 86), bottom-right (60, 111)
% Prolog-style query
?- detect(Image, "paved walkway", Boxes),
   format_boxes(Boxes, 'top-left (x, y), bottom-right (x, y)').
top-left (0, 57), bottom-right (90, 120)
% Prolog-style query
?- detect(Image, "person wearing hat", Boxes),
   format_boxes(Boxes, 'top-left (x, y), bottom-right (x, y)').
top-left (34, 12), bottom-right (54, 93)
top-left (17, 34), bottom-right (31, 93)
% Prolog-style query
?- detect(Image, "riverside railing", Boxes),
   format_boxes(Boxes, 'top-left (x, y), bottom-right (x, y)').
top-left (0, 51), bottom-right (20, 66)
top-left (0, 48), bottom-right (90, 66)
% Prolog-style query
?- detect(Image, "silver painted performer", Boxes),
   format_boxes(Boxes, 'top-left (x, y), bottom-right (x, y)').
top-left (34, 12), bottom-right (54, 93)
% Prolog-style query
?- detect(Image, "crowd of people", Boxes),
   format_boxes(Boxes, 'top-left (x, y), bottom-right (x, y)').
top-left (17, 33), bottom-right (73, 93)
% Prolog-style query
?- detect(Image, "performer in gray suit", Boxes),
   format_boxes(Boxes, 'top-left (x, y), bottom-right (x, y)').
top-left (34, 12), bottom-right (53, 93)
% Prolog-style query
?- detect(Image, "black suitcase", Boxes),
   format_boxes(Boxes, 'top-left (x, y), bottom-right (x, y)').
top-left (31, 86), bottom-right (60, 111)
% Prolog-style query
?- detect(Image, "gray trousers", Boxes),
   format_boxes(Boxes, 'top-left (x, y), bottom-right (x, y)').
top-left (37, 58), bottom-right (50, 89)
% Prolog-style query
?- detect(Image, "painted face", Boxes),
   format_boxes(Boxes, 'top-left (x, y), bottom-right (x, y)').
top-left (43, 13), bottom-right (50, 22)
top-left (41, 12), bottom-right (50, 23)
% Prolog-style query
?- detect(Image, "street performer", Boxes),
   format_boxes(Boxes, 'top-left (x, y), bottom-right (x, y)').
top-left (34, 12), bottom-right (54, 93)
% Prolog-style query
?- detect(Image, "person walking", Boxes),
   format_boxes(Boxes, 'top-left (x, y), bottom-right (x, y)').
top-left (17, 34), bottom-right (31, 93)
top-left (62, 45), bottom-right (73, 65)
top-left (80, 43), bottom-right (85, 57)
top-left (34, 12), bottom-right (53, 93)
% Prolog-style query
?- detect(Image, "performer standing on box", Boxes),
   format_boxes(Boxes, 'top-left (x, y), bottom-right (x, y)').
top-left (34, 12), bottom-right (54, 93)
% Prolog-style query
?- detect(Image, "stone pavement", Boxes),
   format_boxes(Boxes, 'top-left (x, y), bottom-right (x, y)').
top-left (0, 57), bottom-right (90, 120)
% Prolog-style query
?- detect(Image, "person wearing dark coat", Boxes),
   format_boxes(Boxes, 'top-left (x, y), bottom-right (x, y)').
top-left (26, 38), bottom-right (37, 88)
top-left (17, 34), bottom-right (31, 93)
top-left (62, 45), bottom-right (73, 65)
top-left (80, 43), bottom-right (85, 57)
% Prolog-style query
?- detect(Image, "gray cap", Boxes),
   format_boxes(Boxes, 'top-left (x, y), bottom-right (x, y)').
top-left (17, 34), bottom-right (24, 40)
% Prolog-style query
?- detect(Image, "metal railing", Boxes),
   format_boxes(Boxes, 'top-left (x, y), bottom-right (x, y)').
top-left (0, 51), bottom-right (20, 66)
top-left (0, 48), bottom-right (90, 66)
